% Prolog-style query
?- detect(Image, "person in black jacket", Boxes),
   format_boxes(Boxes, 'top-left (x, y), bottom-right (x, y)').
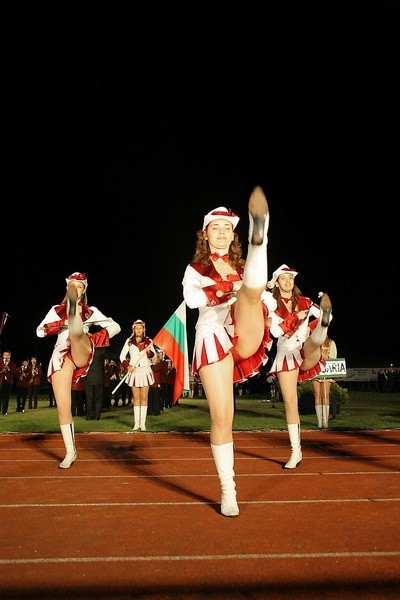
top-left (85, 347), bottom-right (106, 420)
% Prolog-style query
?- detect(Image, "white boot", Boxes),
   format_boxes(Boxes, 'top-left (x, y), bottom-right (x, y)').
top-left (59, 422), bottom-right (77, 469)
top-left (315, 405), bottom-right (323, 429)
top-left (322, 404), bottom-right (330, 429)
top-left (140, 405), bottom-right (148, 431)
top-left (284, 423), bottom-right (302, 469)
top-left (132, 406), bottom-right (140, 430)
top-left (211, 442), bottom-right (239, 517)
top-left (311, 293), bottom-right (332, 346)
top-left (243, 186), bottom-right (269, 289)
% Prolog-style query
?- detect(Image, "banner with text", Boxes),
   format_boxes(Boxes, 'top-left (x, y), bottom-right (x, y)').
top-left (317, 358), bottom-right (347, 379)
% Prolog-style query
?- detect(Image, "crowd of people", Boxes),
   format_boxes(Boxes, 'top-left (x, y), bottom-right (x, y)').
top-left (0, 347), bottom-right (177, 419)
top-left (1, 185), bottom-right (337, 519)
top-left (377, 367), bottom-right (400, 392)
top-left (0, 353), bottom-right (44, 415)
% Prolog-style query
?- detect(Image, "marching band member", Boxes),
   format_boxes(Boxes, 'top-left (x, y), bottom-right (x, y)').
top-left (0, 350), bottom-right (18, 415)
top-left (37, 272), bottom-right (121, 468)
top-left (16, 358), bottom-right (30, 412)
top-left (183, 186), bottom-right (275, 517)
top-left (27, 356), bottom-right (43, 409)
top-left (268, 265), bottom-right (333, 468)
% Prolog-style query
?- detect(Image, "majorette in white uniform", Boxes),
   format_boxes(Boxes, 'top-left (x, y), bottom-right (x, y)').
top-left (312, 337), bottom-right (338, 383)
top-left (267, 265), bottom-right (332, 381)
top-left (36, 272), bottom-right (121, 385)
top-left (119, 320), bottom-right (156, 387)
top-left (182, 207), bottom-right (276, 384)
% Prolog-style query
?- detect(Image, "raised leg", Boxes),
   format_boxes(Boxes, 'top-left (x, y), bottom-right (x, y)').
top-left (67, 283), bottom-right (83, 337)
top-left (311, 293), bottom-right (332, 345)
top-left (242, 186), bottom-right (269, 289)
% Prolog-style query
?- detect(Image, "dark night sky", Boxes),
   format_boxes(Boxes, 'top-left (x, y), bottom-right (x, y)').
top-left (2, 6), bottom-right (399, 369)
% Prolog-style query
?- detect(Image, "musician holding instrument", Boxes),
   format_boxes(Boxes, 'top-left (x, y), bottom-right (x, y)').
top-left (16, 358), bottom-right (30, 412)
top-left (27, 356), bottom-right (43, 409)
top-left (0, 350), bottom-right (18, 415)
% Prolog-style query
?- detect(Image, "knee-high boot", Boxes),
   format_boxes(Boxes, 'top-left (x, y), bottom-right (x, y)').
top-left (132, 405), bottom-right (140, 430)
top-left (284, 423), bottom-right (302, 469)
top-left (140, 405), bottom-right (148, 431)
top-left (211, 442), bottom-right (239, 517)
top-left (59, 422), bottom-right (77, 469)
top-left (322, 404), bottom-right (330, 429)
top-left (315, 405), bottom-right (323, 428)
top-left (242, 186), bottom-right (269, 289)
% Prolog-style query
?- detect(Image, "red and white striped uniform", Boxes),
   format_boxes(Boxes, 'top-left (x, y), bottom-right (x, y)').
top-left (37, 302), bottom-right (121, 385)
top-left (183, 262), bottom-right (275, 383)
top-left (119, 336), bottom-right (156, 387)
top-left (269, 296), bottom-right (325, 381)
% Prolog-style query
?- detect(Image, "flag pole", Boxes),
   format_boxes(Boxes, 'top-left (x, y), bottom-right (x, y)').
top-left (0, 312), bottom-right (10, 336)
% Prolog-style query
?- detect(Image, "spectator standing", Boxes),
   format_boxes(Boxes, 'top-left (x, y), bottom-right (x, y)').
top-left (103, 358), bottom-right (118, 410)
top-left (85, 347), bottom-right (106, 420)
top-left (16, 358), bottom-right (30, 412)
top-left (119, 319), bottom-right (156, 431)
top-left (71, 377), bottom-right (86, 416)
top-left (156, 350), bottom-right (170, 410)
top-left (27, 356), bottom-right (43, 410)
top-left (47, 381), bottom-right (56, 407)
top-left (0, 350), bottom-right (18, 415)
top-left (188, 366), bottom-right (196, 398)
top-left (113, 361), bottom-right (131, 407)
top-left (149, 349), bottom-right (170, 415)
top-left (148, 356), bottom-right (162, 417)
top-left (166, 362), bottom-right (176, 408)
top-left (312, 337), bottom-right (337, 428)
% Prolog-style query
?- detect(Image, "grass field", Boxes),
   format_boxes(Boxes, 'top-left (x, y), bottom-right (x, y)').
top-left (0, 390), bottom-right (399, 434)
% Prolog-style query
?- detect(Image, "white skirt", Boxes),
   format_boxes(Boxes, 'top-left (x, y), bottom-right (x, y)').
top-left (125, 365), bottom-right (155, 388)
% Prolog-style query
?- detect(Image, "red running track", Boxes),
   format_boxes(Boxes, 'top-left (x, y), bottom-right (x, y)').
top-left (1, 429), bottom-right (400, 599)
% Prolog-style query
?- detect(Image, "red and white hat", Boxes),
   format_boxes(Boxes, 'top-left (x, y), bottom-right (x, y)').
top-left (132, 319), bottom-right (145, 328)
top-left (65, 272), bottom-right (88, 289)
top-left (202, 206), bottom-right (239, 231)
top-left (267, 264), bottom-right (299, 288)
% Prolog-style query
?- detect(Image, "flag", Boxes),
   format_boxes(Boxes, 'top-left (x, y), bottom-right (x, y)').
top-left (153, 301), bottom-right (190, 404)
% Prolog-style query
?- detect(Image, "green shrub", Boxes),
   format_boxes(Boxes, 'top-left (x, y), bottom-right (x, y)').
top-left (297, 381), bottom-right (349, 415)
top-left (298, 381), bottom-right (349, 404)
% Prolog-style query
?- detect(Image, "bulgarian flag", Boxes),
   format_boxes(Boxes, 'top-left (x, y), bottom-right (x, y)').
top-left (153, 300), bottom-right (190, 404)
